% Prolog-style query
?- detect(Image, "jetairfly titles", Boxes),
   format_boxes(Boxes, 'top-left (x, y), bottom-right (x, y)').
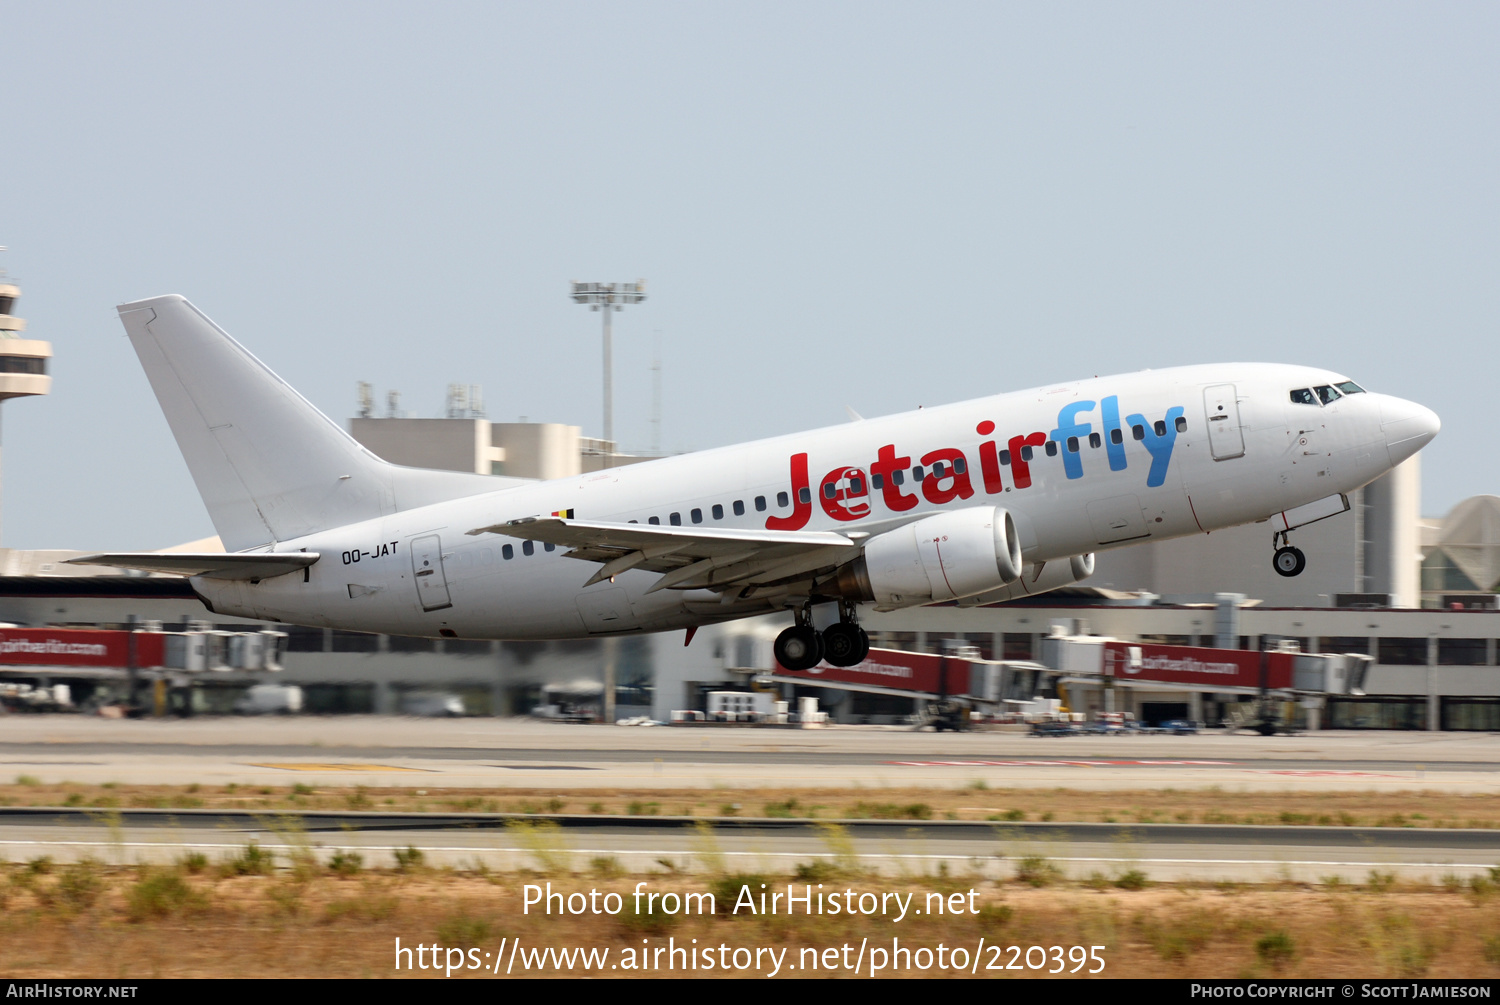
top-left (75, 296), bottom-right (1439, 672)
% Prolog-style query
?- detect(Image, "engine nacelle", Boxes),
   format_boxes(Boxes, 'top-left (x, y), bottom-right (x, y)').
top-left (958, 552), bottom-right (1096, 606)
top-left (837, 506), bottom-right (1023, 611)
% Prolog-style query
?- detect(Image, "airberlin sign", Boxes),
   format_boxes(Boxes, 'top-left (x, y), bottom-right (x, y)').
top-left (0, 628), bottom-right (166, 669)
top-left (1102, 642), bottom-right (1293, 690)
top-left (776, 648), bottom-right (973, 696)
top-left (766, 396), bottom-right (1186, 531)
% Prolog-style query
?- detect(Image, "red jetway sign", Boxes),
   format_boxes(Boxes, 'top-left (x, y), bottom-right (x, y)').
top-left (775, 649), bottom-right (973, 696)
top-left (1102, 641), bottom-right (1292, 690)
top-left (0, 628), bottom-right (165, 669)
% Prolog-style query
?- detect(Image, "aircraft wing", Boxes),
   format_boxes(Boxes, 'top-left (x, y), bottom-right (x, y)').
top-left (468, 517), bottom-right (859, 595)
top-left (65, 552), bottom-right (320, 581)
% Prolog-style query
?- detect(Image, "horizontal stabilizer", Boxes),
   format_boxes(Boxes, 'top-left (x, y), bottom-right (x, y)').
top-left (66, 552), bottom-right (320, 581)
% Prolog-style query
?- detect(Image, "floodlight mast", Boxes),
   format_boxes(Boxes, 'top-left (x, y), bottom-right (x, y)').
top-left (570, 280), bottom-right (646, 470)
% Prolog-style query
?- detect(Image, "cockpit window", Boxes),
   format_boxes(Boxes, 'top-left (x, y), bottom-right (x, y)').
top-left (1314, 384), bottom-right (1342, 405)
top-left (1335, 381), bottom-right (1365, 395)
top-left (1290, 388), bottom-right (1317, 405)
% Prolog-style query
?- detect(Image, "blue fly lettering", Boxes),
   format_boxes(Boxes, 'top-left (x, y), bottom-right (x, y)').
top-left (1051, 400), bottom-right (1096, 481)
top-left (1126, 406), bottom-right (1185, 488)
top-left (1100, 395), bottom-right (1128, 472)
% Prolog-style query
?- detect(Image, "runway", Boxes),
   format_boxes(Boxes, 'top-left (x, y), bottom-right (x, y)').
top-left (0, 716), bottom-right (1497, 792)
top-left (0, 807), bottom-right (1495, 883)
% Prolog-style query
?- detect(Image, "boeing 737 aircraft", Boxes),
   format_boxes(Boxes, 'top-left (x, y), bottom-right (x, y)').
top-left (76, 296), bottom-right (1439, 672)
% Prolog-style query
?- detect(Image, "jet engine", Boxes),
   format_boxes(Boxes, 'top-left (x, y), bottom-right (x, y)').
top-left (957, 552), bottom-right (1096, 606)
top-left (833, 506), bottom-right (1023, 611)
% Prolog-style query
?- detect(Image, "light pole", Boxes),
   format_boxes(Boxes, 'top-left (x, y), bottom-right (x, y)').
top-left (570, 280), bottom-right (645, 469)
top-left (569, 281), bottom-right (645, 726)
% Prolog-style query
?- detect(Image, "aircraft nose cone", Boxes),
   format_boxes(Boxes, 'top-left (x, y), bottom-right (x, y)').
top-left (1380, 396), bottom-right (1440, 466)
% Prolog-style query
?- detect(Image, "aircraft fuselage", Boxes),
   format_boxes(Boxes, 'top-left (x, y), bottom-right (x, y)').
top-left (190, 361), bottom-right (1433, 640)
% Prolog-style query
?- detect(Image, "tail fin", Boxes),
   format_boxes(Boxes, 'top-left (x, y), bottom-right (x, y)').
top-left (118, 295), bottom-right (516, 552)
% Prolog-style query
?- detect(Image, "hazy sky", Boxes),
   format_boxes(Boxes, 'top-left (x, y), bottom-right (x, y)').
top-left (1, 2), bottom-right (1495, 550)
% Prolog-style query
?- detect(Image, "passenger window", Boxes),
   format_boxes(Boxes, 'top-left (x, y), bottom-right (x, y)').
top-left (1154, 420), bottom-right (1166, 437)
top-left (999, 449), bottom-right (1010, 465)
top-left (1066, 436), bottom-right (1079, 453)
top-left (953, 457), bottom-right (966, 474)
top-left (798, 487), bottom-right (811, 504)
top-left (850, 476), bottom-right (863, 493)
top-left (733, 500), bottom-right (745, 516)
top-left (932, 462), bottom-right (946, 478)
top-left (522, 541), bottom-right (534, 556)
top-left (1044, 441), bottom-right (1058, 457)
top-left (1290, 388), bottom-right (1317, 405)
top-left (502, 544), bottom-right (513, 560)
top-left (755, 496), bottom-right (767, 512)
top-left (1020, 445), bottom-right (1033, 462)
top-left (892, 469), bottom-right (905, 486)
top-left (777, 491), bottom-right (789, 508)
top-left (1132, 425), bottom-right (1145, 440)
top-left (691, 508), bottom-right (703, 524)
top-left (913, 466), bottom-right (925, 481)
top-left (1088, 432), bottom-right (1101, 448)
top-left (1175, 416), bottom-right (1187, 433)
top-left (648, 516), bottom-right (660, 525)
top-left (670, 512), bottom-right (682, 526)
top-left (1336, 381), bottom-right (1364, 395)
top-left (1110, 428), bottom-right (1123, 445)
top-left (823, 483), bottom-right (836, 499)
top-left (871, 473), bottom-right (884, 490)
top-left (712, 504), bottom-right (724, 520)
top-left (1315, 384), bottom-right (1342, 405)
top-left (544, 542), bottom-right (555, 552)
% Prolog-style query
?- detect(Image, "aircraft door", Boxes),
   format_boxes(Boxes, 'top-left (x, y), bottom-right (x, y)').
top-left (411, 535), bottom-right (453, 612)
top-left (1203, 384), bottom-right (1246, 460)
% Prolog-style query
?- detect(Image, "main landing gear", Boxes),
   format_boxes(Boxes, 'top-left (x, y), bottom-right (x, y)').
top-left (774, 601), bottom-right (870, 672)
top-left (1272, 530), bottom-right (1306, 578)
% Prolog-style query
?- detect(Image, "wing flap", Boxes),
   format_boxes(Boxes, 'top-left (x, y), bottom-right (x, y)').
top-left (66, 552), bottom-right (320, 581)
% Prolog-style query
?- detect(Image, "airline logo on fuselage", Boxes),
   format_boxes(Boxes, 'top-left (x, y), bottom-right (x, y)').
top-left (766, 395), bottom-right (1186, 531)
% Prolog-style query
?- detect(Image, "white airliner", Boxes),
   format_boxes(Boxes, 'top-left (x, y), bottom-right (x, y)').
top-left (75, 296), bottom-right (1439, 671)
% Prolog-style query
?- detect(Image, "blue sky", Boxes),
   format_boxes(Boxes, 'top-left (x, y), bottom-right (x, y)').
top-left (2, 2), bottom-right (1494, 549)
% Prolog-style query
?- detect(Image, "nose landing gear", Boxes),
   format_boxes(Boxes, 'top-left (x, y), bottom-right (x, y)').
top-left (773, 601), bottom-right (870, 672)
top-left (1272, 530), bottom-right (1306, 578)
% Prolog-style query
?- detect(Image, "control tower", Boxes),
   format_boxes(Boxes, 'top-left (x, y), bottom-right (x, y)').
top-left (0, 271), bottom-right (52, 542)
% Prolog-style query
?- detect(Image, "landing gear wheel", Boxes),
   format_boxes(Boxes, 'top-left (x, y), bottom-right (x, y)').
top-left (1273, 546), bottom-right (1306, 578)
top-left (775, 625), bottom-right (824, 672)
top-left (822, 623), bottom-right (868, 667)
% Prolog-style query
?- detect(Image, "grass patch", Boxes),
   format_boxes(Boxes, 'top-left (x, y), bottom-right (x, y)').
top-left (127, 869), bottom-right (202, 920)
top-left (436, 913), bottom-right (492, 945)
top-left (1015, 855), bottom-right (1061, 888)
top-left (1256, 929), bottom-right (1296, 968)
top-left (505, 820), bottom-right (571, 874)
top-left (850, 802), bottom-right (932, 820)
top-left (328, 850), bottom-right (363, 877)
top-left (589, 856), bottom-right (625, 880)
top-left (219, 841), bottom-right (274, 878)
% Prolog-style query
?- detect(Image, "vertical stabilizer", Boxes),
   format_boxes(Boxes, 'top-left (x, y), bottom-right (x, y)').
top-left (118, 295), bottom-right (514, 551)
